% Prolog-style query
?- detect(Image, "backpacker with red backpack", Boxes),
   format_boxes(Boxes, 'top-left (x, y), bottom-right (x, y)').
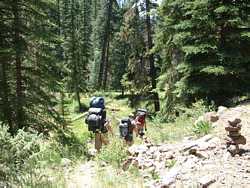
top-left (135, 108), bottom-right (147, 137)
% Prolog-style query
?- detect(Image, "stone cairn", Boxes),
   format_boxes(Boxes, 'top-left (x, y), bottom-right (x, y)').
top-left (225, 118), bottom-right (246, 155)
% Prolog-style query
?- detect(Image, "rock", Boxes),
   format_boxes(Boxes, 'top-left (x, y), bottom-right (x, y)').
top-left (188, 148), bottom-right (209, 159)
top-left (143, 160), bottom-right (154, 168)
top-left (149, 146), bottom-right (158, 153)
top-left (159, 144), bottom-right (171, 152)
top-left (198, 134), bottom-right (213, 143)
top-left (161, 167), bottom-right (180, 187)
top-left (208, 137), bottom-right (220, 147)
top-left (225, 125), bottom-right (241, 132)
top-left (234, 135), bottom-right (247, 145)
top-left (198, 175), bottom-right (216, 187)
top-left (195, 151), bottom-right (209, 159)
top-left (189, 148), bottom-right (197, 155)
top-left (88, 148), bottom-right (97, 156)
top-left (225, 135), bottom-right (246, 145)
top-left (128, 145), bottom-right (148, 155)
top-left (204, 112), bottom-right (219, 123)
top-left (217, 106), bottom-right (228, 116)
top-left (211, 122), bottom-right (219, 128)
top-left (183, 157), bottom-right (198, 169)
top-left (228, 131), bottom-right (241, 137)
top-left (182, 142), bottom-right (198, 152)
top-left (164, 151), bottom-right (175, 159)
top-left (197, 142), bottom-right (211, 151)
top-left (228, 118), bottom-right (241, 126)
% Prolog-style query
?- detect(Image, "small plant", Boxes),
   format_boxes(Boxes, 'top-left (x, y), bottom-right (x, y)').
top-left (193, 120), bottom-right (212, 136)
top-left (165, 159), bottom-right (176, 168)
top-left (97, 137), bottom-right (128, 168)
top-left (151, 170), bottom-right (160, 180)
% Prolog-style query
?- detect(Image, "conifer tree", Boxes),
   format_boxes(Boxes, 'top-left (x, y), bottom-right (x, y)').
top-left (155, 0), bottom-right (250, 111)
top-left (0, 0), bottom-right (64, 134)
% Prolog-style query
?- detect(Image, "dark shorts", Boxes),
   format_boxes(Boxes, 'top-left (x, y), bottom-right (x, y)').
top-left (125, 133), bottom-right (133, 142)
top-left (138, 128), bottom-right (144, 136)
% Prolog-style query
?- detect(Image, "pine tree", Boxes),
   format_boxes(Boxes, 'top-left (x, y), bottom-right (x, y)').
top-left (155, 0), bottom-right (250, 110)
top-left (120, 6), bottom-right (150, 96)
top-left (145, 0), bottom-right (160, 111)
top-left (61, 0), bottom-right (91, 112)
top-left (0, 0), bottom-right (64, 134)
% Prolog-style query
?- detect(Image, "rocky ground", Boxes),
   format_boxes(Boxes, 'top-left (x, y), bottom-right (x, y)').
top-left (123, 104), bottom-right (250, 188)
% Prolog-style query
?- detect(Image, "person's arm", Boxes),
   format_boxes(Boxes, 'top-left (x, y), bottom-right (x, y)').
top-left (145, 121), bottom-right (147, 131)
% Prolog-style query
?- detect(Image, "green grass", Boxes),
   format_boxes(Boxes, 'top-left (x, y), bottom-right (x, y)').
top-left (94, 166), bottom-right (144, 188)
top-left (97, 136), bottom-right (128, 168)
top-left (192, 120), bottom-right (212, 136)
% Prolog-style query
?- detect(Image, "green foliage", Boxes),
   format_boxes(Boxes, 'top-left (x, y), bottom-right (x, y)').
top-left (0, 0), bottom-right (65, 134)
top-left (0, 126), bottom-right (42, 184)
top-left (192, 120), bottom-right (212, 136)
top-left (148, 100), bottom-right (212, 143)
top-left (0, 122), bottom-right (89, 186)
top-left (155, 0), bottom-right (250, 109)
top-left (120, 6), bottom-right (150, 95)
top-left (165, 159), bottom-right (176, 169)
top-left (97, 137), bottom-right (128, 168)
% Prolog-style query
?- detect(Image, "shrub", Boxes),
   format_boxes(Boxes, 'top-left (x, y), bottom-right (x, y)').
top-left (0, 126), bottom-right (42, 184)
top-left (97, 137), bottom-right (128, 168)
top-left (192, 120), bottom-right (212, 136)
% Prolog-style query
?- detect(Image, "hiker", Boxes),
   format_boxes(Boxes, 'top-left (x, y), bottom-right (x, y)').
top-left (119, 115), bottom-right (135, 146)
top-left (133, 109), bottom-right (147, 138)
top-left (85, 97), bottom-right (111, 151)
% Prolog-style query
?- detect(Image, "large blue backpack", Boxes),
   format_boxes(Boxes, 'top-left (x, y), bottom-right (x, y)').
top-left (90, 97), bottom-right (105, 109)
top-left (86, 97), bottom-right (106, 133)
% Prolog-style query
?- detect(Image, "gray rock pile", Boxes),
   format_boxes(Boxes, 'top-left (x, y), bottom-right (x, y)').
top-left (123, 134), bottom-right (221, 187)
top-left (225, 118), bottom-right (246, 155)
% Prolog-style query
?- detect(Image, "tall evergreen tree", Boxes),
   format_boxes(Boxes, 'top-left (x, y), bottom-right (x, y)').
top-left (155, 0), bottom-right (250, 112)
top-left (0, 0), bottom-right (64, 134)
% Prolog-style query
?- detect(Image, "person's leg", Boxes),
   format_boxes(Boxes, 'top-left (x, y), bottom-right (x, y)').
top-left (95, 132), bottom-right (102, 151)
top-left (139, 127), bottom-right (144, 138)
top-left (125, 134), bottom-right (133, 146)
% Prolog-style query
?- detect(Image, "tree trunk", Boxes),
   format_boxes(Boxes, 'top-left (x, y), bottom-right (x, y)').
top-left (0, 62), bottom-right (14, 134)
top-left (103, 36), bottom-right (110, 90)
top-left (71, 0), bottom-right (82, 112)
top-left (76, 90), bottom-right (82, 112)
top-left (145, 0), bottom-right (160, 112)
top-left (13, 1), bottom-right (25, 129)
top-left (99, 0), bottom-right (113, 89)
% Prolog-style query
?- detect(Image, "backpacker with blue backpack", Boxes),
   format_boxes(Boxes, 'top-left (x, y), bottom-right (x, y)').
top-left (85, 97), bottom-right (107, 133)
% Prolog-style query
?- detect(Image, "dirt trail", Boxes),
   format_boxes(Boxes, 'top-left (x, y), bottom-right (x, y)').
top-left (65, 161), bottom-right (96, 188)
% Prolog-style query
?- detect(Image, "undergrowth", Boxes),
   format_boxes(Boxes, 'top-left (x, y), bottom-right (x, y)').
top-left (192, 120), bottom-right (212, 136)
top-left (148, 100), bottom-right (214, 143)
top-left (97, 136), bottom-right (128, 168)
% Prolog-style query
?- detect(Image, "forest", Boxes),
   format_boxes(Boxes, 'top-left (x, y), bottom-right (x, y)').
top-left (0, 0), bottom-right (250, 187)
